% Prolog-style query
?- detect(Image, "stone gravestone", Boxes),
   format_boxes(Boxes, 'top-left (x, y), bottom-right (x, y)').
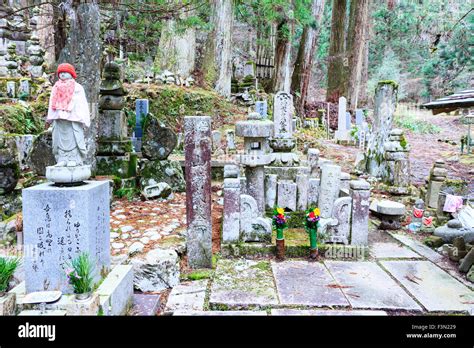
top-left (318, 164), bottom-right (342, 218)
top-left (346, 112), bottom-right (351, 129)
top-left (23, 181), bottom-right (110, 293)
top-left (225, 129), bottom-right (236, 153)
top-left (19, 79), bottom-right (29, 98)
top-left (133, 99), bottom-right (148, 151)
top-left (355, 109), bottom-right (364, 125)
top-left (335, 97), bottom-right (349, 141)
top-left (255, 100), bottom-right (267, 118)
top-left (6, 81), bottom-right (15, 98)
top-left (184, 116), bottom-right (212, 268)
top-left (273, 92), bottom-right (293, 137)
top-left (141, 117), bottom-right (177, 160)
top-left (349, 180), bottom-right (370, 245)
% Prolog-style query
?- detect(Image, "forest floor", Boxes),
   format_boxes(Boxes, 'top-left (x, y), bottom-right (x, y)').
top-left (316, 107), bottom-right (474, 191)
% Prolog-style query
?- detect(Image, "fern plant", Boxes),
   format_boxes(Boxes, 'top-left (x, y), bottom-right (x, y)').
top-left (0, 257), bottom-right (20, 293)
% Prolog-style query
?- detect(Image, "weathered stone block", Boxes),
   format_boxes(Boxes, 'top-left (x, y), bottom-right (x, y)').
top-left (97, 140), bottom-right (132, 155)
top-left (296, 174), bottom-right (308, 211)
top-left (319, 164), bottom-right (341, 218)
top-left (142, 116), bottom-right (177, 161)
top-left (98, 110), bottom-right (127, 140)
top-left (129, 248), bottom-right (180, 292)
top-left (307, 178), bottom-right (320, 208)
top-left (97, 265), bottom-right (134, 316)
top-left (277, 180), bottom-right (297, 212)
top-left (139, 159), bottom-right (185, 192)
top-left (349, 180), bottom-right (370, 246)
top-left (240, 194), bottom-right (271, 242)
top-left (0, 293), bottom-right (16, 315)
top-left (23, 181), bottom-right (110, 294)
top-left (222, 178), bottom-right (240, 243)
top-left (96, 154), bottom-right (136, 178)
top-left (264, 174), bottom-right (277, 210)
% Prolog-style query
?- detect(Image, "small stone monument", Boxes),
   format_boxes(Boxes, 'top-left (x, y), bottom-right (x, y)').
top-left (133, 99), bottom-right (148, 152)
top-left (45, 63), bottom-right (91, 183)
top-left (335, 96), bottom-right (350, 141)
top-left (426, 160), bottom-right (447, 209)
top-left (383, 129), bottom-right (411, 194)
top-left (255, 100), bottom-right (268, 118)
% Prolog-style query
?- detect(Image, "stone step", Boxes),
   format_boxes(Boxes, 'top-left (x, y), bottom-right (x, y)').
top-left (371, 242), bottom-right (422, 259)
top-left (325, 261), bottom-right (422, 311)
top-left (209, 259), bottom-right (278, 308)
top-left (173, 310), bottom-right (267, 316)
top-left (271, 309), bottom-right (387, 316)
top-left (380, 260), bottom-right (474, 312)
top-left (389, 233), bottom-right (444, 262)
top-left (18, 310), bottom-right (67, 316)
top-left (272, 261), bottom-right (349, 307)
top-left (165, 280), bottom-right (208, 314)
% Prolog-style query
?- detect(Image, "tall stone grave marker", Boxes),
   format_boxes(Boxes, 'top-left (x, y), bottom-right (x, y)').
top-left (335, 96), bottom-right (349, 141)
top-left (184, 116), bottom-right (212, 268)
top-left (23, 181), bottom-right (110, 293)
top-left (349, 180), bottom-right (370, 245)
top-left (355, 109), bottom-right (364, 125)
top-left (133, 99), bottom-right (148, 152)
top-left (318, 164), bottom-right (341, 218)
top-left (365, 82), bottom-right (397, 177)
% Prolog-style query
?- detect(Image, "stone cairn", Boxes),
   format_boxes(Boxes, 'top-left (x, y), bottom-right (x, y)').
top-left (5, 42), bottom-right (19, 77)
top-left (96, 61), bottom-right (135, 180)
top-left (27, 34), bottom-right (44, 78)
top-left (382, 128), bottom-right (411, 195)
top-left (425, 159), bottom-right (447, 209)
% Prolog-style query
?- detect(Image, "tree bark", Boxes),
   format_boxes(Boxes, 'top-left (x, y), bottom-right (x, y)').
top-left (291, 0), bottom-right (325, 117)
top-left (214, 0), bottom-right (233, 97)
top-left (326, 0), bottom-right (347, 103)
top-left (58, 1), bottom-right (101, 171)
top-left (156, 10), bottom-right (196, 79)
top-left (272, 16), bottom-right (294, 93)
top-left (358, 11), bottom-right (371, 108)
top-left (346, 0), bottom-right (369, 111)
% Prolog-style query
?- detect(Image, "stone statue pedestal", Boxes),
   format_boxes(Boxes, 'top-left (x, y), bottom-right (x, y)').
top-left (45, 165), bottom-right (91, 184)
top-left (22, 180), bottom-right (110, 293)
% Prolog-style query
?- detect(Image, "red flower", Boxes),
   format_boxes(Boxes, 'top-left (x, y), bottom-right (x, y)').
top-left (309, 211), bottom-right (315, 219)
top-left (278, 214), bottom-right (284, 219)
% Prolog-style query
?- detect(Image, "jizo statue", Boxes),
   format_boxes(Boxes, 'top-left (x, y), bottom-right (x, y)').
top-left (47, 63), bottom-right (90, 167)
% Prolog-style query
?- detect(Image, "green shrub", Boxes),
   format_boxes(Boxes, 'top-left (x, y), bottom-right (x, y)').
top-left (0, 256), bottom-right (20, 292)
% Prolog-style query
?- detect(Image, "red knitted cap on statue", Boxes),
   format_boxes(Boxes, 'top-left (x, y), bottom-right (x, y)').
top-left (57, 63), bottom-right (77, 79)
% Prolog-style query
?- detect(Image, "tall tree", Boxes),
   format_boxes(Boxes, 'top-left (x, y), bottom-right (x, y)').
top-left (326, 0), bottom-right (347, 102)
top-left (214, 0), bottom-right (233, 97)
top-left (272, 9), bottom-right (294, 93)
top-left (346, 0), bottom-right (369, 110)
top-left (291, 0), bottom-right (325, 116)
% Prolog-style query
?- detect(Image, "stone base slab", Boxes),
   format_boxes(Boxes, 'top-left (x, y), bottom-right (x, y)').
top-left (96, 265), bottom-right (134, 316)
top-left (0, 293), bottom-right (16, 315)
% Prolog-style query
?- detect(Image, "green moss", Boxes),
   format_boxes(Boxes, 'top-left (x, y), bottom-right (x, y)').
top-left (251, 261), bottom-right (271, 272)
top-left (125, 84), bottom-right (245, 132)
top-left (377, 80), bottom-right (399, 90)
top-left (182, 270), bottom-right (213, 281)
top-left (399, 134), bottom-right (408, 149)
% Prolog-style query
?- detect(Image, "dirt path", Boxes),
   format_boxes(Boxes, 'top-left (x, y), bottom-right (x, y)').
top-left (313, 111), bottom-right (473, 191)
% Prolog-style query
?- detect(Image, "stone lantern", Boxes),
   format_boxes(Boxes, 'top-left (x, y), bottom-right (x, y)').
top-left (235, 111), bottom-right (273, 213)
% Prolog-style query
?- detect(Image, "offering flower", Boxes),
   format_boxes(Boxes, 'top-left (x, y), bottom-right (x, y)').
top-left (305, 207), bottom-right (321, 259)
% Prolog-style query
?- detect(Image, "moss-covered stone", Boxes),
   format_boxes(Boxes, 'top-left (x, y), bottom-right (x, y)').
top-left (424, 236), bottom-right (444, 248)
top-left (139, 159), bottom-right (185, 192)
top-left (96, 155), bottom-right (135, 179)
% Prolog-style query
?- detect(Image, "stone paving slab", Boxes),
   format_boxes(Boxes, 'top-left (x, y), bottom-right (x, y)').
top-left (173, 310), bottom-right (267, 316)
top-left (381, 260), bottom-right (474, 312)
top-left (389, 233), bottom-right (443, 262)
top-left (371, 242), bottom-right (422, 259)
top-left (272, 261), bottom-right (349, 307)
top-left (165, 280), bottom-right (208, 313)
top-left (325, 261), bottom-right (422, 311)
top-left (209, 259), bottom-right (278, 308)
top-left (271, 309), bottom-right (387, 316)
top-left (131, 294), bottom-right (161, 316)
